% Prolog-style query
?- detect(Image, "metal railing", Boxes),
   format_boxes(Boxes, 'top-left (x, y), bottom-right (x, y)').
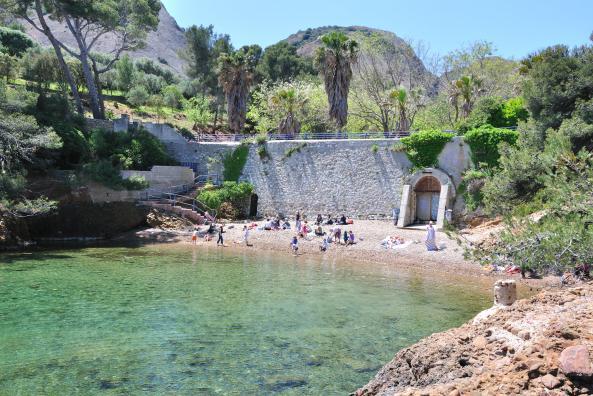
top-left (195, 174), bottom-right (222, 187)
top-left (195, 130), bottom-right (412, 142)
top-left (139, 189), bottom-right (218, 223)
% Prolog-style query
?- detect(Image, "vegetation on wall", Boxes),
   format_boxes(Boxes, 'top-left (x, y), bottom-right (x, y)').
top-left (222, 142), bottom-right (250, 181)
top-left (197, 181), bottom-right (254, 212)
top-left (463, 125), bottom-right (519, 167)
top-left (400, 130), bottom-right (453, 169)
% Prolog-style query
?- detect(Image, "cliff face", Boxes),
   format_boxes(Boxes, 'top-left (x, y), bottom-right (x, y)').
top-left (355, 284), bottom-right (593, 396)
top-left (22, 4), bottom-right (187, 74)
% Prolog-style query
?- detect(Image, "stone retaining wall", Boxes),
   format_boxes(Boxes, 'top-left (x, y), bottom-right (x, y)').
top-left (240, 137), bottom-right (470, 218)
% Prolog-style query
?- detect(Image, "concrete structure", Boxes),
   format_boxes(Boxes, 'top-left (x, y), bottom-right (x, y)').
top-left (104, 117), bottom-right (473, 226)
top-left (121, 166), bottom-right (195, 190)
top-left (494, 280), bottom-right (517, 306)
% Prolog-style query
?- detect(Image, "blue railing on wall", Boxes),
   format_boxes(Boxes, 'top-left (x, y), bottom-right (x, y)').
top-left (195, 131), bottom-right (412, 142)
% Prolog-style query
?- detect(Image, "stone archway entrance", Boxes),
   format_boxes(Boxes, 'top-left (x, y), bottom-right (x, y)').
top-left (414, 176), bottom-right (441, 223)
top-left (397, 168), bottom-right (455, 230)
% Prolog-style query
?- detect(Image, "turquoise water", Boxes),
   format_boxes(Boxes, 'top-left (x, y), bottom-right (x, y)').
top-left (0, 245), bottom-right (490, 395)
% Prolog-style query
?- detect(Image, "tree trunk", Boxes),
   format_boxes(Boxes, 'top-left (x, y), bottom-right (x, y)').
top-left (32, 0), bottom-right (84, 115)
top-left (91, 59), bottom-right (106, 117)
top-left (65, 17), bottom-right (104, 119)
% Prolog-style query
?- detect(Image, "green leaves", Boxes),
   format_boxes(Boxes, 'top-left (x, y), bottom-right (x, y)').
top-left (400, 130), bottom-right (454, 169)
top-left (197, 181), bottom-right (254, 211)
top-left (463, 125), bottom-right (519, 168)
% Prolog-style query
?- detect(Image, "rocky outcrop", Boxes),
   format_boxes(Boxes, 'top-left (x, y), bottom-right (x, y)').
top-left (21, 3), bottom-right (187, 74)
top-left (355, 284), bottom-right (593, 395)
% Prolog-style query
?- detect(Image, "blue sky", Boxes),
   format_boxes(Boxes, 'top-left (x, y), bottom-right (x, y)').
top-left (162, 0), bottom-right (592, 59)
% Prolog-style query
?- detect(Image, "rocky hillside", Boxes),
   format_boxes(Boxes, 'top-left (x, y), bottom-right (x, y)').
top-left (355, 283), bottom-right (593, 395)
top-left (284, 26), bottom-right (435, 90)
top-left (21, 4), bottom-right (187, 74)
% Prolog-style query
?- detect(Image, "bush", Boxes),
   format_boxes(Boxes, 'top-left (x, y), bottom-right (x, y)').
top-left (0, 27), bottom-right (35, 57)
top-left (197, 181), bottom-right (254, 212)
top-left (464, 125), bottom-right (519, 168)
top-left (82, 160), bottom-right (148, 190)
top-left (458, 96), bottom-right (529, 133)
top-left (89, 128), bottom-right (174, 171)
top-left (371, 144), bottom-right (379, 154)
top-left (400, 130), bottom-right (454, 169)
top-left (257, 145), bottom-right (270, 160)
top-left (126, 86), bottom-right (149, 107)
top-left (223, 143), bottom-right (250, 182)
top-left (163, 85), bottom-right (183, 109)
top-left (459, 169), bottom-right (489, 211)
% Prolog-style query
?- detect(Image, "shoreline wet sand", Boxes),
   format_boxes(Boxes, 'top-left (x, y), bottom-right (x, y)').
top-left (126, 219), bottom-right (554, 293)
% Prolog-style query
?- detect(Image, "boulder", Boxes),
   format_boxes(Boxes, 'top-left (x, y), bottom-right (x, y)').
top-left (540, 374), bottom-right (561, 389)
top-left (559, 345), bottom-right (592, 378)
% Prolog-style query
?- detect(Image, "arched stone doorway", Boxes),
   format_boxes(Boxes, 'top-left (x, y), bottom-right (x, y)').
top-left (397, 168), bottom-right (455, 230)
top-left (414, 176), bottom-right (441, 223)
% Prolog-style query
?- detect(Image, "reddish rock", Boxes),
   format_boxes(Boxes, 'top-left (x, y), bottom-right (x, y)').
top-left (540, 374), bottom-right (561, 389)
top-left (559, 345), bottom-right (593, 378)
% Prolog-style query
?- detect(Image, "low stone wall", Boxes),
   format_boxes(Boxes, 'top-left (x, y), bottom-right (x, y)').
top-left (121, 166), bottom-right (195, 189)
top-left (84, 118), bottom-right (114, 132)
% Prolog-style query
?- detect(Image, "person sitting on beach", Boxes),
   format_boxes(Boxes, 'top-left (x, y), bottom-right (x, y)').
top-left (272, 218), bottom-right (281, 230)
top-left (290, 235), bottom-right (299, 254)
top-left (316, 214), bottom-right (323, 225)
top-left (325, 216), bottom-right (334, 225)
top-left (204, 233), bottom-right (212, 242)
top-left (425, 221), bottom-right (438, 251)
top-left (282, 220), bottom-right (291, 230)
top-left (339, 214), bottom-right (347, 225)
top-left (320, 237), bottom-right (329, 252)
top-left (343, 228), bottom-right (349, 245)
top-left (264, 219), bottom-right (273, 231)
top-left (314, 226), bottom-right (324, 237)
top-left (348, 230), bottom-right (355, 245)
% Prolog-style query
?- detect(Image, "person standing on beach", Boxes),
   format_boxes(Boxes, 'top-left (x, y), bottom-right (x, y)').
top-left (290, 235), bottom-right (299, 254)
top-left (191, 228), bottom-right (198, 245)
top-left (343, 228), bottom-right (349, 245)
top-left (425, 221), bottom-right (439, 251)
top-left (295, 211), bottom-right (301, 235)
top-left (217, 224), bottom-right (224, 246)
top-left (243, 225), bottom-right (251, 246)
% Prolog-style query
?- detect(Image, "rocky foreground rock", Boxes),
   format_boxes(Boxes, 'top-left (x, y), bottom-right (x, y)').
top-left (355, 283), bottom-right (593, 395)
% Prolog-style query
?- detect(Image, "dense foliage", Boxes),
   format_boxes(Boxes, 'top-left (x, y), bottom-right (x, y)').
top-left (222, 142), bottom-right (250, 182)
top-left (463, 125), bottom-right (519, 167)
top-left (400, 130), bottom-right (454, 169)
top-left (197, 181), bottom-right (254, 212)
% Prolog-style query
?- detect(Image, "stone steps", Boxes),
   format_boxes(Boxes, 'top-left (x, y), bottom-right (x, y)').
top-left (142, 200), bottom-right (206, 225)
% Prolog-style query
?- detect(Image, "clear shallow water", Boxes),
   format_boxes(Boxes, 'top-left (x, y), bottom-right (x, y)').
top-left (0, 245), bottom-right (491, 395)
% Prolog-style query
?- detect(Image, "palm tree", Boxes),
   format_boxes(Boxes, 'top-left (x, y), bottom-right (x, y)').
top-left (450, 75), bottom-right (483, 120)
top-left (217, 47), bottom-right (259, 133)
top-left (390, 88), bottom-right (410, 132)
top-left (270, 88), bottom-right (306, 136)
top-left (314, 32), bottom-right (358, 130)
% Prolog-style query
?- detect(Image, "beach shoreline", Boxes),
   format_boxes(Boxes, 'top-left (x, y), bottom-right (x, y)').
top-left (125, 219), bottom-right (556, 290)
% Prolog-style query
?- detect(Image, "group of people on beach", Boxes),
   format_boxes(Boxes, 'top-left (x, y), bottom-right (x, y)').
top-left (190, 209), bottom-right (440, 254)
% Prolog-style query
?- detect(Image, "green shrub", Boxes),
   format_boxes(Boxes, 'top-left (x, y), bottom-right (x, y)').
top-left (464, 125), bottom-right (519, 168)
top-left (82, 160), bottom-right (148, 190)
top-left (459, 169), bottom-right (489, 211)
top-left (223, 143), bottom-right (250, 182)
top-left (88, 128), bottom-right (174, 171)
top-left (197, 181), bottom-right (254, 211)
top-left (371, 144), bottom-right (379, 154)
top-left (283, 142), bottom-right (307, 158)
top-left (400, 130), bottom-right (454, 169)
top-left (257, 145), bottom-right (270, 160)
top-left (255, 133), bottom-right (268, 145)
top-left (126, 85), bottom-right (149, 107)
top-left (458, 96), bottom-right (529, 133)
top-left (0, 26), bottom-right (35, 57)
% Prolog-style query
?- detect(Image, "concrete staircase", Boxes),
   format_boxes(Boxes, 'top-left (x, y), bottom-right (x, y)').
top-left (138, 184), bottom-right (217, 226)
